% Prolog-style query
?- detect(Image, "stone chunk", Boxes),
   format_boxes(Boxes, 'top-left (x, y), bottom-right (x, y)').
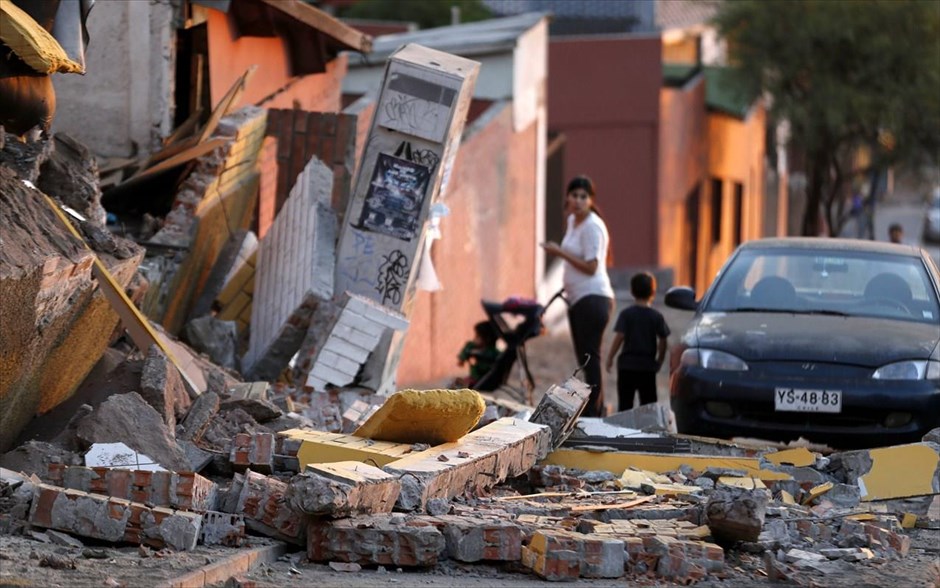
top-left (221, 382), bottom-right (281, 422)
top-left (74, 392), bottom-right (190, 472)
top-left (705, 486), bottom-right (770, 543)
top-left (140, 345), bottom-right (191, 431)
top-left (528, 377), bottom-right (591, 449)
top-left (178, 391), bottom-right (219, 442)
top-left (287, 461), bottom-right (400, 516)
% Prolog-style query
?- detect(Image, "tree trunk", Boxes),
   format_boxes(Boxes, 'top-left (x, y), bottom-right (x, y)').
top-left (801, 153), bottom-right (827, 236)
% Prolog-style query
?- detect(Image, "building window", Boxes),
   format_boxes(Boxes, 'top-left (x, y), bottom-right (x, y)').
top-left (734, 182), bottom-right (744, 245)
top-left (711, 178), bottom-right (722, 245)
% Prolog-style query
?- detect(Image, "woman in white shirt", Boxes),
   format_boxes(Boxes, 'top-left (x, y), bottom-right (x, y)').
top-left (540, 175), bottom-right (615, 416)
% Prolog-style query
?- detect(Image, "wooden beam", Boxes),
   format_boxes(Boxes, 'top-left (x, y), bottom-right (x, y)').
top-left (258, 0), bottom-right (373, 54)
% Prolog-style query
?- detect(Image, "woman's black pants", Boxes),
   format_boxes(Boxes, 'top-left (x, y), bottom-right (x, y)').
top-left (567, 294), bottom-right (613, 417)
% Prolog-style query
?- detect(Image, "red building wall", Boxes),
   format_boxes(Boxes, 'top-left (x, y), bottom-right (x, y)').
top-left (548, 36), bottom-right (662, 268)
top-left (397, 103), bottom-right (538, 386)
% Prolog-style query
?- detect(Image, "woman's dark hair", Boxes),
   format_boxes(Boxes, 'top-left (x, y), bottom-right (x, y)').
top-left (566, 174), bottom-right (614, 268)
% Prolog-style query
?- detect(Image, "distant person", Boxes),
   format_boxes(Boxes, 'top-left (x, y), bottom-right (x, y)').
top-left (456, 320), bottom-right (500, 388)
top-left (888, 223), bottom-right (905, 244)
top-left (540, 175), bottom-right (615, 417)
top-left (605, 272), bottom-right (670, 412)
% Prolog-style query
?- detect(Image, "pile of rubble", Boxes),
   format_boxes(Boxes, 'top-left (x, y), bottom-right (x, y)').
top-left (1, 368), bottom-right (938, 585)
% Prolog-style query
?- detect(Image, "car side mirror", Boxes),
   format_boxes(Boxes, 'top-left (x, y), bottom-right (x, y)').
top-left (664, 286), bottom-right (698, 311)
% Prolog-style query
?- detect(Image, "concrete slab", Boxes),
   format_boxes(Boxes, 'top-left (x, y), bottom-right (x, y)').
top-left (542, 449), bottom-right (793, 481)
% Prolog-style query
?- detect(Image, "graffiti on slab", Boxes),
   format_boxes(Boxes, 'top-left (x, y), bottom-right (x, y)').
top-left (337, 230), bottom-right (378, 292)
top-left (376, 73), bottom-right (456, 142)
top-left (355, 153), bottom-right (430, 241)
top-left (376, 249), bottom-right (408, 306)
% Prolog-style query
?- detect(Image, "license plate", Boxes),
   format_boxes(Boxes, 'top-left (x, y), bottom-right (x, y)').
top-left (774, 388), bottom-right (842, 413)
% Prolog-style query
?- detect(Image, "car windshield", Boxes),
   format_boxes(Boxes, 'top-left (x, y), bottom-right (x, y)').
top-left (705, 247), bottom-right (940, 324)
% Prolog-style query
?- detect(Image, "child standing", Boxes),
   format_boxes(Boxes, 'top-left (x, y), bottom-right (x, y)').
top-left (456, 320), bottom-right (501, 388)
top-left (605, 272), bottom-right (670, 411)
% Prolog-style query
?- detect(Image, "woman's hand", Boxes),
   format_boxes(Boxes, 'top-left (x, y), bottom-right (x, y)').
top-left (540, 241), bottom-right (562, 256)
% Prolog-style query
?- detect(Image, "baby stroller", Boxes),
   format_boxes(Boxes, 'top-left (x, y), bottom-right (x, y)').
top-left (472, 290), bottom-right (567, 404)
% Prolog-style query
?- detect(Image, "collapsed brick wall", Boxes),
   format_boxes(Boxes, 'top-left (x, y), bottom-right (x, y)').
top-left (0, 167), bottom-right (143, 452)
top-left (258, 109), bottom-right (361, 238)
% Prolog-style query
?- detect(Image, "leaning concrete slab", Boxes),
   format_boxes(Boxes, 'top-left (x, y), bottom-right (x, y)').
top-left (353, 389), bottom-right (486, 445)
top-left (528, 377), bottom-right (591, 449)
top-left (383, 418), bottom-right (551, 511)
top-left (287, 461), bottom-right (400, 517)
top-left (335, 44), bottom-right (480, 390)
top-left (243, 157), bottom-right (338, 379)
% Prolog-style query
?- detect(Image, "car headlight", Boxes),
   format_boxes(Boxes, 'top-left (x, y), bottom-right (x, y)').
top-left (872, 360), bottom-right (936, 380)
top-left (680, 348), bottom-right (749, 371)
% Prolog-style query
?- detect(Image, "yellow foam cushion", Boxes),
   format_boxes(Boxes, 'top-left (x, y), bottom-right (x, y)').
top-left (353, 389), bottom-right (485, 445)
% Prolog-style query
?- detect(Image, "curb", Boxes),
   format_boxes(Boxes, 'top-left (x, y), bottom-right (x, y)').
top-left (156, 542), bottom-right (289, 588)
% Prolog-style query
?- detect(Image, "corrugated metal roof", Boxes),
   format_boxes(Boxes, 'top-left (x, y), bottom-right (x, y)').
top-left (484, 0), bottom-right (655, 33)
top-left (347, 11), bottom-right (550, 66)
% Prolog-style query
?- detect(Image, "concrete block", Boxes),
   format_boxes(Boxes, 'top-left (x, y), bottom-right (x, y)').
top-left (528, 377), bottom-right (591, 449)
top-left (287, 461), bottom-right (400, 516)
top-left (383, 418), bottom-right (551, 511)
top-left (28, 483), bottom-right (201, 550)
top-left (434, 515), bottom-right (523, 562)
top-left (227, 470), bottom-right (305, 544)
top-left (178, 391), bottom-right (219, 442)
top-left (200, 511), bottom-right (245, 546)
top-left (140, 345), bottom-right (191, 431)
top-left (307, 515), bottom-right (445, 566)
top-left (353, 389), bottom-right (486, 445)
top-left (603, 402), bottom-right (674, 433)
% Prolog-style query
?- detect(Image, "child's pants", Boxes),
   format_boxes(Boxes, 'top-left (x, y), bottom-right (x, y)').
top-left (617, 369), bottom-right (657, 411)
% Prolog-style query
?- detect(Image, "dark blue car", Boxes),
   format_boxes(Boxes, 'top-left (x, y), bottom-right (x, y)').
top-left (665, 238), bottom-right (940, 449)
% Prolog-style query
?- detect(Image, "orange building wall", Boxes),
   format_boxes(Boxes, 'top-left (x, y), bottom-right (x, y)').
top-left (703, 105), bottom-right (767, 286)
top-left (397, 104), bottom-right (538, 386)
top-left (658, 77), bottom-right (708, 287)
top-left (206, 10), bottom-right (345, 113)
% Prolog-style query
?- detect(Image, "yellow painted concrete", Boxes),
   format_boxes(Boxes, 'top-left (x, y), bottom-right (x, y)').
top-left (779, 490), bottom-right (796, 505)
top-left (802, 482), bottom-right (833, 505)
top-left (718, 477), bottom-right (766, 490)
top-left (619, 469), bottom-right (671, 489)
top-left (542, 449), bottom-right (793, 481)
top-left (858, 443), bottom-right (940, 501)
top-left (281, 429), bottom-right (415, 469)
top-left (764, 447), bottom-right (817, 467)
top-left (901, 513), bottom-right (917, 529)
top-left (353, 389), bottom-right (485, 445)
top-left (0, 1), bottom-right (83, 73)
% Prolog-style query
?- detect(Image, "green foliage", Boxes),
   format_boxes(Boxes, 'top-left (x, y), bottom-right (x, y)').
top-left (337, 0), bottom-right (493, 30)
top-left (714, 0), bottom-right (940, 235)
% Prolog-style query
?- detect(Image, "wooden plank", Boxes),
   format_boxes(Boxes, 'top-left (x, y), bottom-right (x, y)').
top-left (115, 138), bottom-right (227, 191)
top-left (259, 0), bottom-right (372, 53)
top-left (42, 193), bottom-right (204, 397)
top-left (569, 496), bottom-right (656, 513)
top-left (0, 1), bottom-right (83, 74)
